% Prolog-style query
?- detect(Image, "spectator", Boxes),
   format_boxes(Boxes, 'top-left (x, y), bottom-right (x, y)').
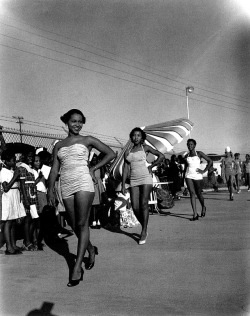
top-left (0, 150), bottom-right (26, 254)
top-left (242, 154), bottom-right (250, 191)
top-left (221, 147), bottom-right (236, 200)
top-left (234, 153), bottom-right (242, 193)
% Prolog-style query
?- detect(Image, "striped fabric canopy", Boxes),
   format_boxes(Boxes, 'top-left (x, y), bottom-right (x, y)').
top-left (110, 118), bottom-right (193, 181)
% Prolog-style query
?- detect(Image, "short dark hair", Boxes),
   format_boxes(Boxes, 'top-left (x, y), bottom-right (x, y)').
top-left (1, 150), bottom-right (15, 162)
top-left (129, 127), bottom-right (147, 142)
top-left (60, 109), bottom-right (86, 124)
top-left (187, 138), bottom-right (197, 146)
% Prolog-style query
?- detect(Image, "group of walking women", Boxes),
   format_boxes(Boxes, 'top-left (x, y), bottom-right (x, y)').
top-left (47, 108), bottom-right (213, 287)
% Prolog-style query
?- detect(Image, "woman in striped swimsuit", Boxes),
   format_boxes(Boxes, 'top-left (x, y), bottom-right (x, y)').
top-left (48, 109), bottom-right (115, 287)
top-left (121, 127), bottom-right (164, 245)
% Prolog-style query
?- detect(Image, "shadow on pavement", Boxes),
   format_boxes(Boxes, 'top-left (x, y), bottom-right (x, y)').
top-left (26, 302), bottom-right (58, 316)
top-left (103, 225), bottom-right (141, 243)
top-left (45, 236), bottom-right (76, 279)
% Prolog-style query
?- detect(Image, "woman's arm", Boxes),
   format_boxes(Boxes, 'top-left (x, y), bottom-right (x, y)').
top-left (47, 144), bottom-right (60, 205)
top-left (144, 145), bottom-right (164, 173)
top-left (86, 136), bottom-right (116, 173)
top-left (121, 150), bottom-right (130, 194)
top-left (197, 151), bottom-right (212, 174)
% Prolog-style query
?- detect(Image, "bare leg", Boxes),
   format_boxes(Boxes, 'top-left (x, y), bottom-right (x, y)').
top-left (193, 180), bottom-right (205, 207)
top-left (130, 186), bottom-right (141, 224)
top-left (23, 213), bottom-right (33, 247)
top-left (63, 191), bottom-right (94, 281)
top-left (63, 196), bottom-right (94, 258)
top-left (139, 184), bottom-right (152, 239)
top-left (10, 220), bottom-right (18, 250)
top-left (186, 178), bottom-right (198, 218)
top-left (227, 176), bottom-right (234, 199)
top-left (4, 220), bottom-right (14, 253)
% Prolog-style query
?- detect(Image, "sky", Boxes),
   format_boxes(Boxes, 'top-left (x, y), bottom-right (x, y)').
top-left (0, 0), bottom-right (250, 155)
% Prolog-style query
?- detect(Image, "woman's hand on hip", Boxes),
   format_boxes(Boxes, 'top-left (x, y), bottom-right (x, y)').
top-left (196, 168), bottom-right (204, 174)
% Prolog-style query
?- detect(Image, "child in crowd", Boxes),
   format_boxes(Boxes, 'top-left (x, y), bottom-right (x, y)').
top-left (19, 151), bottom-right (39, 251)
top-left (33, 154), bottom-right (47, 250)
top-left (0, 151), bottom-right (26, 254)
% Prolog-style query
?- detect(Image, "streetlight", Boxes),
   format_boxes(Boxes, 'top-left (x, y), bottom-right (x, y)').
top-left (185, 86), bottom-right (194, 119)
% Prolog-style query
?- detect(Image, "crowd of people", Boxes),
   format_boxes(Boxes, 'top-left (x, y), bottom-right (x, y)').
top-left (0, 113), bottom-right (250, 287)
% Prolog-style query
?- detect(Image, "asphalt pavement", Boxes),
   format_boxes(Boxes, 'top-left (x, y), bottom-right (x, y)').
top-left (0, 189), bottom-right (250, 316)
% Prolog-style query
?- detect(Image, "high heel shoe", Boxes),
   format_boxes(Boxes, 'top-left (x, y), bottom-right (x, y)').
top-left (86, 246), bottom-right (98, 270)
top-left (201, 207), bottom-right (207, 218)
top-left (67, 268), bottom-right (84, 287)
top-left (190, 215), bottom-right (199, 221)
top-left (139, 233), bottom-right (148, 245)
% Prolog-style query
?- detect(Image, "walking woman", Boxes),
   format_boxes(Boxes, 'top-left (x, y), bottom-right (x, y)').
top-left (221, 147), bottom-right (236, 200)
top-left (48, 109), bottom-right (115, 287)
top-left (184, 139), bottom-right (212, 220)
top-left (121, 127), bottom-right (164, 244)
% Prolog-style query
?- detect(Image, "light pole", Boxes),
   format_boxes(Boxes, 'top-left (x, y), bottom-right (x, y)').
top-left (185, 86), bottom-right (194, 119)
top-left (12, 116), bottom-right (24, 143)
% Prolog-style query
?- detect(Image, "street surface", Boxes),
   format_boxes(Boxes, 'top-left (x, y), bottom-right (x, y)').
top-left (0, 189), bottom-right (250, 316)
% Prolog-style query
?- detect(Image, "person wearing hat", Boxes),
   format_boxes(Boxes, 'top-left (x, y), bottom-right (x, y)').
top-left (221, 146), bottom-right (236, 201)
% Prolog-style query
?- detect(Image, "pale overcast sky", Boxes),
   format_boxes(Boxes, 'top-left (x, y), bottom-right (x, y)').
top-left (0, 0), bottom-right (250, 154)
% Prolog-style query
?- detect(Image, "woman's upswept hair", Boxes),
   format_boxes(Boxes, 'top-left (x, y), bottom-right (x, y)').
top-left (60, 109), bottom-right (86, 124)
top-left (129, 127), bottom-right (147, 143)
top-left (187, 138), bottom-right (197, 146)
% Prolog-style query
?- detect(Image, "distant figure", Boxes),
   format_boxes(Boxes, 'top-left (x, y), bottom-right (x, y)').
top-left (234, 153), bottom-right (242, 193)
top-left (48, 109), bottom-right (115, 287)
top-left (243, 154), bottom-right (250, 191)
top-left (168, 155), bottom-right (182, 200)
top-left (221, 147), bottom-right (236, 200)
top-left (121, 127), bottom-right (164, 244)
top-left (207, 164), bottom-right (219, 192)
top-left (184, 139), bottom-right (212, 220)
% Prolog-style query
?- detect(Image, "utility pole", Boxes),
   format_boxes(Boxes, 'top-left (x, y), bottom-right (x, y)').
top-left (12, 116), bottom-right (24, 143)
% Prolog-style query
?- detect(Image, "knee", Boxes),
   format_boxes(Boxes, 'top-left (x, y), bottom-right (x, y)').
top-left (76, 220), bottom-right (88, 231)
top-left (141, 200), bottom-right (149, 211)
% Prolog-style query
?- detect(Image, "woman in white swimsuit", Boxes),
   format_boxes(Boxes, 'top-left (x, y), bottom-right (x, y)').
top-left (184, 139), bottom-right (212, 221)
top-left (48, 109), bottom-right (115, 287)
top-left (121, 127), bottom-right (164, 245)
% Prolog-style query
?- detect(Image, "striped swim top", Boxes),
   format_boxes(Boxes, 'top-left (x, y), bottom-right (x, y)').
top-left (57, 143), bottom-right (89, 171)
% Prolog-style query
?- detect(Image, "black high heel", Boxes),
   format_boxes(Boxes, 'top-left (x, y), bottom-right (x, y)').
top-left (86, 246), bottom-right (98, 270)
top-left (201, 207), bottom-right (207, 218)
top-left (67, 268), bottom-right (84, 287)
top-left (190, 215), bottom-right (199, 221)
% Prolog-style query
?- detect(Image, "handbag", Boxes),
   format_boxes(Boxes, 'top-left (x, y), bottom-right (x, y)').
top-left (156, 188), bottom-right (174, 209)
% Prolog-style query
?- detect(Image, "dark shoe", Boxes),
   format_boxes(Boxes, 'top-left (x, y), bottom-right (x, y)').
top-left (190, 215), bottom-right (199, 221)
top-left (230, 195), bottom-right (234, 201)
top-left (201, 207), bottom-right (207, 218)
top-left (67, 268), bottom-right (84, 287)
top-left (5, 249), bottom-right (22, 255)
top-left (85, 246), bottom-right (98, 270)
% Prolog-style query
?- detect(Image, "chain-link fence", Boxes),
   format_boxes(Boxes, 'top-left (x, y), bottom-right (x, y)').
top-left (1, 127), bottom-right (124, 153)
